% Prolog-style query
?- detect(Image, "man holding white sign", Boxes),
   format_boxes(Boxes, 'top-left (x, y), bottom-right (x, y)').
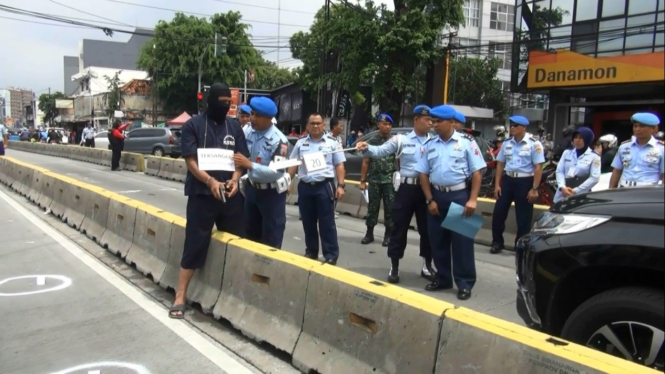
top-left (169, 82), bottom-right (249, 319)
top-left (233, 96), bottom-right (291, 249)
top-left (288, 113), bottom-right (347, 265)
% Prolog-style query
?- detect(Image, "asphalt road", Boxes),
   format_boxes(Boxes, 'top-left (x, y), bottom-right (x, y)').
top-left (0, 186), bottom-right (266, 374)
top-left (7, 149), bottom-right (522, 324)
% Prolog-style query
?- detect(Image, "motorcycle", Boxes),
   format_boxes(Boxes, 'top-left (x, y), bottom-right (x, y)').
top-left (536, 160), bottom-right (558, 206)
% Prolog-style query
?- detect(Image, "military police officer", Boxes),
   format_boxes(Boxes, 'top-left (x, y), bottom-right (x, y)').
top-left (416, 105), bottom-right (486, 300)
top-left (453, 111), bottom-right (466, 131)
top-left (610, 112), bottom-right (664, 188)
top-left (233, 96), bottom-right (290, 249)
top-left (356, 105), bottom-right (435, 283)
top-left (359, 113), bottom-right (396, 246)
top-left (239, 104), bottom-right (252, 136)
top-left (491, 115), bottom-right (545, 254)
top-left (554, 127), bottom-right (601, 203)
top-left (288, 113), bottom-right (347, 265)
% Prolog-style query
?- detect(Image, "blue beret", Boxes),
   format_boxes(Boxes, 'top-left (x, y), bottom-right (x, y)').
top-left (249, 97), bottom-right (277, 117)
top-left (413, 105), bottom-right (431, 116)
top-left (239, 104), bottom-right (251, 115)
top-left (430, 105), bottom-right (456, 120)
top-left (631, 112), bottom-right (660, 126)
top-left (509, 115), bottom-right (530, 126)
top-left (453, 111), bottom-right (466, 124)
top-left (377, 113), bottom-right (394, 124)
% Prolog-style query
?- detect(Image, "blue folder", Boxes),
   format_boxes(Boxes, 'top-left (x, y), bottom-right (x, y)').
top-left (441, 202), bottom-right (485, 239)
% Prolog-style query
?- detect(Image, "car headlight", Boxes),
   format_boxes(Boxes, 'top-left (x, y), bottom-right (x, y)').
top-left (532, 212), bottom-right (610, 235)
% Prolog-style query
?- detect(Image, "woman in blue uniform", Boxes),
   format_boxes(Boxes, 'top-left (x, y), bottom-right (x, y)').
top-left (554, 127), bottom-right (600, 203)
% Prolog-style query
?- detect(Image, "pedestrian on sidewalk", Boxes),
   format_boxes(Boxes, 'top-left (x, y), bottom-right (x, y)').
top-left (109, 119), bottom-right (130, 171)
top-left (82, 123), bottom-right (95, 148)
top-left (0, 123), bottom-right (7, 155)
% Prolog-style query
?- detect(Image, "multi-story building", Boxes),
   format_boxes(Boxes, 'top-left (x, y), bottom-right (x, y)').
top-left (0, 89), bottom-right (9, 123)
top-left (63, 28), bottom-right (153, 97)
top-left (511, 0), bottom-right (664, 141)
top-left (1, 88), bottom-right (35, 128)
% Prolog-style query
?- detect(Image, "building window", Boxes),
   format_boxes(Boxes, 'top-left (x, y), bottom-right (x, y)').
top-left (490, 2), bottom-right (515, 31)
top-left (454, 37), bottom-right (481, 56)
top-left (489, 42), bottom-right (512, 70)
top-left (463, 0), bottom-right (481, 28)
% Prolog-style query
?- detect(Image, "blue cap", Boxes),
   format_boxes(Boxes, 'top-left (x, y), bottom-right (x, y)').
top-left (631, 112), bottom-right (660, 126)
top-left (249, 97), bottom-right (278, 117)
top-left (453, 111), bottom-right (466, 124)
top-left (430, 105), bottom-right (456, 120)
top-left (413, 105), bottom-right (431, 116)
top-left (377, 113), bottom-right (394, 124)
top-left (509, 115), bottom-right (530, 126)
top-left (239, 104), bottom-right (251, 115)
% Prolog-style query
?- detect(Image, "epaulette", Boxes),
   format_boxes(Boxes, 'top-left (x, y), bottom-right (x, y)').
top-left (591, 150), bottom-right (600, 156)
top-left (459, 132), bottom-right (475, 141)
top-left (658, 140), bottom-right (664, 146)
top-left (621, 139), bottom-right (631, 145)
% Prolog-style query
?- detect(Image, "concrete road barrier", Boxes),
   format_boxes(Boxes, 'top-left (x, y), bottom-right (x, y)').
top-left (172, 159), bottom-right (187, 182)
top-left (12, 162), bottom-right (33, 197)
top-left (213, 239), bottom-right (314, 355)
top-left (26, 169), bottom-right (45, 204)
top-left (121, 152), bottom-right (145, 172)
top-left (49, 176), bottom-right (71, 219)
top-left (80, 187), bottom-right (113, 243)
top-left (125, 206), bottom-right (180, 284)
top-left (100, 196), bottom-right (140, 257)
top-left (36, 172), bottom-right (56, 210)
top-left (188, 231), bottom-right (237, 312)
top-left (159, 217), bottom-right (186, 292)
top-left (292, 265), bottom-right (449, 373)
top-left (336, 183), bottom-right (362, 218)
top-left (62, 183), bottom-right (89, 230)
top-left (157, 158), bottom-right (174, 180)
top-left (145, 156), bottom-right (161, 177)
top-left (0, 157), bottom-right (10, 185)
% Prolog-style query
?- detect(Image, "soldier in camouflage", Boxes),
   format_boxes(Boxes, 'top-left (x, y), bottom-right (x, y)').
top-left (359, 113), bottom-right (396, 246)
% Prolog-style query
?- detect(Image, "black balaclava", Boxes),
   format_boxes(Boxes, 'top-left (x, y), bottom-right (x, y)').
top-left (207, 82), bottom-right (232, 122)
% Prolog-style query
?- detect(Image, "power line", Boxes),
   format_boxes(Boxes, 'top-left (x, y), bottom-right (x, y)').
top-left (50, 0), bottom-right (132, 27)
top-left (211, 0), bottom-right (316, 15)
top-left (100, 0), bottom-right (312, 28)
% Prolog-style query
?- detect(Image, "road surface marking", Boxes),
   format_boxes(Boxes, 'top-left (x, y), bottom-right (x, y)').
top-left (0, 189), bottom-right (255, 374)
top-left (0, 275), bottom-right (72, 297)
top-left (37, 276), bottom-right (45, 285)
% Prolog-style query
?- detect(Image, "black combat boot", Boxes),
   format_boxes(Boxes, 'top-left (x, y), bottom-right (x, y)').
top-left (388, 258), bottom-right (400, 284)
top-left (361, 226), bottom-right (374, 244)
top-left (382, 227), bottom-right (391, 247)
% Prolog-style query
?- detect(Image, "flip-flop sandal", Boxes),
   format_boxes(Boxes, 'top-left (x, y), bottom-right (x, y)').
top-left (168, 304), bottom-right (186, 319)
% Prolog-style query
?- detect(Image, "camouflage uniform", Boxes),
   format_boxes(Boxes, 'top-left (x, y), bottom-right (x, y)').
top-left (365, 134), bottom-right (396, 229)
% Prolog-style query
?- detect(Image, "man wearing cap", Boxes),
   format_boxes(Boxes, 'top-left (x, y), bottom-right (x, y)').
top-left (233, 96), bottom-right (291, 249)
top-left (452, 111), bottom-right (466, 131)
top-left (238, 104), bottom-right (252, 137)
top-left (609, 112), bottom-right (664, 188)
top-left (416, 105), bottom-right (486, 300)
top-left (169, 82), bottom-right (249, 319)
top-left (355, 105), bottom-right (435, 283)
top-left (288, 113), bottom-right (347, 265)
top-left (490, 115), bottom-right (545, 255)
top-left (359, 113), bottom-right (396, 246)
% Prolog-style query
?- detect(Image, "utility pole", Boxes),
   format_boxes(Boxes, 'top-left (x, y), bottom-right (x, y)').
top-left (319, 0), bottom-right (330, 114)
top-left (48, 87), bottom-right (51, 127)
top-left (152, 44), bottom-right (157, 126)
top-left (443, 32), bottom-right (457, 104)
top-left (277, 0), bottom-right (281, 68)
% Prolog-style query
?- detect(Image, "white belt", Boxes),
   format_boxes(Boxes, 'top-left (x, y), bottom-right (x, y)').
top-left (505, 172), bottom-right (534, 178)
top-left (400, 177), bottom-right (420, 185)
top-left (620, 180), bottom-right (657, 187)
top-left (432, 182), bottom-right (466, 192)
top-left (250, 181), bottom-right (277, 190)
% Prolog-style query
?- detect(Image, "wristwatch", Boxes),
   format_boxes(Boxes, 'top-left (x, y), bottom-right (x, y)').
top-left (426, 199), bottom-right (434, 205)
top-left (360, 178), bottom-right (366, 183)
top-left (338, 183), bottom-right (346, 190)
top-left (532, 186), bottom-right (539, 190)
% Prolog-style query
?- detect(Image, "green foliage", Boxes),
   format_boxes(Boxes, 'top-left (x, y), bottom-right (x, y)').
top-left (104, 71), bottom-right (124, 117)
top-left (449, 57), bottom-right (507, 118)
top-left (291, 0), bottom-right (466, 120)
top-left (137, 12), bottom-right (296, 114)
top-left (37, 91), bottom-right (68, 123)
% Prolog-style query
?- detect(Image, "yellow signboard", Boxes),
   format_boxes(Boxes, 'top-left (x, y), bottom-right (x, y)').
top-left (527, 50), bottom-right (664, 89)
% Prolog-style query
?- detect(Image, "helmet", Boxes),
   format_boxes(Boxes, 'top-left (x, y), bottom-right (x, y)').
top-left (598, 134), bottom-right (618, 148)
top-left (493, 125), bottom-right (507, 136)
top-left (562, 125), bottom-right (576, 138)
top-left (493, 137), bottom-right (505, 147)
top-left (655, 131), bottom-right (664, 140)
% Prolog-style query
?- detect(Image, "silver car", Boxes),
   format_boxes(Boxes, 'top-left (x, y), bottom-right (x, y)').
top-left (123, 127), bottom-right (181, 157)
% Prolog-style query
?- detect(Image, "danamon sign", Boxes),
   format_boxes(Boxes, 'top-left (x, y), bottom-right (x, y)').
top-left (527, 50), bottom-right (664, 89)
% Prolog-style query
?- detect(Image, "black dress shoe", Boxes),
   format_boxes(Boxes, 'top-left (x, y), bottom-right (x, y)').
top-left (425, 282), bottom-right (453, 292)
top-left (304, 253), bottom-right (318, 260)
top-left (387, 268), bottom-right (400, 284)
top-left (490, 245), bottom-right (504, 254)
top-left (323, 258), bottom-right (337, 266)
top-left (457, 288), bottom-right (472, 300)
top-left (382, 237), bottom-right (390, 247)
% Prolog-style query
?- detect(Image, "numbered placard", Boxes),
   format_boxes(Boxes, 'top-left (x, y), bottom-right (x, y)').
top-left (302, 152), bottom-right (327, 173)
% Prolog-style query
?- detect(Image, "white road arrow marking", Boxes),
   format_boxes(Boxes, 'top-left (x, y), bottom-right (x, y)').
top-left (36, 276), bottom-right (46, 286)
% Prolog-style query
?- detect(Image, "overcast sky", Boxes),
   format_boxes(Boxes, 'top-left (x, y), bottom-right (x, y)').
top-left (0, 0), bottom-right (393, 95)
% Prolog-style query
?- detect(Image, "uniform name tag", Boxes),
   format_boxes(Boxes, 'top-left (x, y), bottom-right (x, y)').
top-left (302, 151), bottom-right (327, 173)
top-left (197, 148), bottom-right (235, 171)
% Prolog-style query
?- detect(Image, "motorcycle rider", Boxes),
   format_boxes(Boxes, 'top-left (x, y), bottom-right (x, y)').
top-left (553, 124), bottom-right (576, 161)
top-left (654, 131), bottom-right (664, 141)
top-left (597, 134), bottom-right (618, 174)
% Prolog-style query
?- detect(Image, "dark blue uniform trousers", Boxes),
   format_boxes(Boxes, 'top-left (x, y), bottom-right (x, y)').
top-left (389, 183), bottom-right (431, 260)
top-left (244, 184), bottom-right (286, 249)
top-left (427, 189), bottom-right (476, 290)
top-left (491, 175), bottom-right (534, 247)
top-left (298, 180), bottom-right (339, 261)
top-left (182, 193), bottom-right (245, 270)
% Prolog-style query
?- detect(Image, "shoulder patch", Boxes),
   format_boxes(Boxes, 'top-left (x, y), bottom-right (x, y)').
top-left (658, 140), bottom-right (664, 145)
top-left (593, 158), bottom-right (601, 167)
top-left (621, 139), bottom-right (631, 145)
top-left (460, 132), bottom-right (474, 141)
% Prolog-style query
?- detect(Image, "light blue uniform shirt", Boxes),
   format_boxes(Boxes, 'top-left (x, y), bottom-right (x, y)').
top-left (0, 124), bottom-right (6, 142)
top-left (82, 127), bottom-right (95, 140)
top-left (496, 136), bottom-right (546, 173)
top-left (416, 131), bottom-right (487, 186)
top-left (246, 125), bottom-right (289, 184)
top-left (290, 134), bottom-right (345, 183)
top-left (362, 131), bottom-right (432, 178)
top-left (554, 148), bottom-right (601, 202)
top-left (611, 137), bottom-right (664, 183)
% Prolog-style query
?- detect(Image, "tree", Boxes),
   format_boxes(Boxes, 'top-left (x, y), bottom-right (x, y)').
top-left (138, 12), bottom-right (295, 114)
top-left (37, 91), bottom-right (68, 124)
top-left (104, 71), bottom-right (124, 117)
top-left (253, 62), bottom-right (297, 91)
top-left (448, 57), bottom-right (507, 116)
top-left (291, 0), bottom-right (466, 121)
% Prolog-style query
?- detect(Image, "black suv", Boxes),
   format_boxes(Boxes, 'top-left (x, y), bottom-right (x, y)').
top-left (516, 186), bottom-right (664, 371)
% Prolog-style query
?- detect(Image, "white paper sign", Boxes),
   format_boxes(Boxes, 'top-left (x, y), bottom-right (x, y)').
top-left (269, 158), bottom-right (302, 171)
top-left (302, 152), bottom-right (327, 173)
top-left (197, 148), bottom-right (235, 171)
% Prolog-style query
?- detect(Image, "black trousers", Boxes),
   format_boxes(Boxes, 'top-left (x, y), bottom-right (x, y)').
top-left (388, 183), bottom-right (431, 260)
top-left (111, 147), bottom-right (122, 170)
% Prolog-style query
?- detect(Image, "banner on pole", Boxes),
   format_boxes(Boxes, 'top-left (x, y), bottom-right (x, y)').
top-left (227, 88), bottom-right (241, 118)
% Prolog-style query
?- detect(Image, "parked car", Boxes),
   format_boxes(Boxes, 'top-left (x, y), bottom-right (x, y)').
top-left (93, 131), bottom-right (110, 150)
top-left (516, 186), bottom-right (664, 371)
top-left (123, 127), bottom-right (180, 157)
